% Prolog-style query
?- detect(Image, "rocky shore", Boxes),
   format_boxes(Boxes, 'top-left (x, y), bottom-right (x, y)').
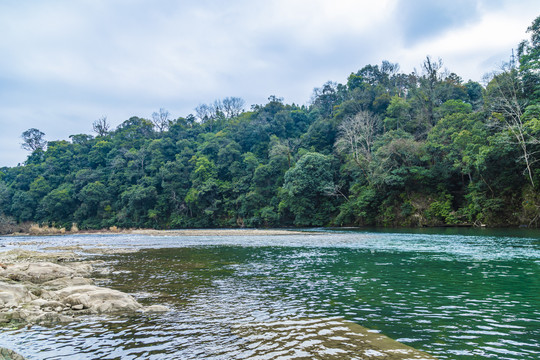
top-left (0, 248), bottom-right (169, 326)
top-left (129, 228), bottom-right (318, 236)
top-left (5, 227), bottom-right (318, 237)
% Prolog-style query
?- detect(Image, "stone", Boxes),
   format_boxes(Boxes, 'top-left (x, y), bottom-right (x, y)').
top-left (53, 285), bottom-right (142, 313)
top-left (0, 346), bottom-right (26, 360)
top-left (31, 312), bottom-right (73, 324)
top-left (0, 252), bottom-right (165, 326)
top-left (1, 262), bottom-right (88, 284)
top-left (42, 277), bottom-right (94, 290)
top-left (0, 249), bottom-right (78, 263)
top-left (30, 299), bottom-right (48, 308)
top-left (41, 301), bottom-right (64, 309)
top-left (0, 282), bottom-right (35, 308)
top-left (0, 312), bottom-right (11, 323)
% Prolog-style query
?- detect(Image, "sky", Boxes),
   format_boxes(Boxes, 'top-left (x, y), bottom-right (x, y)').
top-left (1, 0), bottom-right (539, 167)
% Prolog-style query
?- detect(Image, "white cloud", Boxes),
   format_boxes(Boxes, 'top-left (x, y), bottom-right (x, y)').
top-left (0, 0), bottom-right (539, 167)
top-left (393, 2), bottom-right (539, 80)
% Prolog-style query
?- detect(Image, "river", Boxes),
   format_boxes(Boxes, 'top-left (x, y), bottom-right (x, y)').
top-left (0, 228), bottom-right (539, 359)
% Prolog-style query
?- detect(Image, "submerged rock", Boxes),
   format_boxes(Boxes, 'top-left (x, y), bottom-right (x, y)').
top-left (0, 347), bottom-right (26, 360)
top-left (142, 305), bottom-right (171, 313)
top-left (232, 317), bottom-right (438, 359)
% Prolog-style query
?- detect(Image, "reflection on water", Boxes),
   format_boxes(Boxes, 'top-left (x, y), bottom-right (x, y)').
top-left (0, 230), bottom-right (539, 359)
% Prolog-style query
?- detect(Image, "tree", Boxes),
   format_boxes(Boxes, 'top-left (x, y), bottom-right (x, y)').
top-left (517, 15), bottom-right (540, 103)
top-left (384, 96), bottom-right (412, 131)
top-left (372, 130), bottom-right (428, 190)
top-left (151, 108), bottom-right (171, 132)
top-left (69, 134), bottom-right (93, 144)
top-left (195, 103), bottom-right (214, 122)
top-left (195, 102), bottom-right (224, 131)
top-left (120, 184), bottom-right (157, 226)
top-left (486, 68), bottom-right (538, 187)
top-left (21, 128), bottom-right (46, 152)
top-left (269, 136), bottom-right (301, 168)
top-left (37, 184), bottom-right (76, 224)
top-left (335, 110), bottom-right (381, 181)
top-left (311, 82), bottom-right (339, 118)
top-left (92, 116), bottom-right (110, 137)
top-left (281, 152), bottom-right (336, 225)
top-left (114, 117), bottom-right (155, 146)
top-left (411, 56), bottom-right (444, 130)
top-left (221, 97), bottom-right (245, 118)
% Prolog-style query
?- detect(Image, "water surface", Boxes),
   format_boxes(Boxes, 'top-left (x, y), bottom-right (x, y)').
top-left (0, 229), bottom-right (539, 359)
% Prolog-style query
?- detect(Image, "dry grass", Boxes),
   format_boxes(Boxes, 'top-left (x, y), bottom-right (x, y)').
top-left (28, 224), bottom-right (67, 236)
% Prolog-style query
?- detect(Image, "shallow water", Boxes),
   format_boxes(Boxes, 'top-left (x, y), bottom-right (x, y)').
top-left (1, 229), bottom-right (539, 359)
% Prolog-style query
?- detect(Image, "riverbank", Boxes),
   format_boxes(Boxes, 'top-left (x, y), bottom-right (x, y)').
top-left (129, 228), bottom-right (319, 236)
top-left (4, 225), bottom-right (320, 237)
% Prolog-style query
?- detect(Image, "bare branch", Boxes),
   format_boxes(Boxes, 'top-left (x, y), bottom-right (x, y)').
top-left (92, 116), bottom-right (110, 137)
top-left (335, 110), bottom-right (380, 168)
top-left (151, 108), bottom-right (171, 132)
top-left (487, 69), bottom-right (535, 186)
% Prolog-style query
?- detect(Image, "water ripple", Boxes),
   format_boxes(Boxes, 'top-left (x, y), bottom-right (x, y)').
top-left (1, 230), bottom-right (539, 359)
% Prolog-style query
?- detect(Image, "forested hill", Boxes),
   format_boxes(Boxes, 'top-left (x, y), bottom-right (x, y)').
top-left (1, 17), bottom-right (539, 231)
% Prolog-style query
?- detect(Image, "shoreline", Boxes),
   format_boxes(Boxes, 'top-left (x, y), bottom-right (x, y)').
top-left (3, 228), bottom-right (322, 237)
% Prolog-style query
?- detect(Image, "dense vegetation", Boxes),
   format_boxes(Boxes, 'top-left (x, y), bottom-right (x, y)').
top-left (1, 17), bottom-right (539, 231)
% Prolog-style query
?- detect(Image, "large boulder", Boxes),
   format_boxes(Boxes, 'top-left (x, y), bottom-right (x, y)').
top-left (0, 282), bottom-right (35, 308)
top-left (0, 249), bottom-right (78, 263)
top-left (53, 285), bottom-right (142, 313)
top-left (0, 250), bottom-right (167, 325)
top-left (42, 277), bottom-right (94, 290)
top-left (0, 262), bottom-right (90, 284)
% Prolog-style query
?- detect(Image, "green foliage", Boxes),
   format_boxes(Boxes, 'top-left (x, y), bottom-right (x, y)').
top-left (334, 185), bottom-right (379, 226)
top-left (281, 152), bottom-right (336, 226)
top-left (425, 194), bottom-right (458, 224)
top-left (37, 184), bottom-right (76, 225)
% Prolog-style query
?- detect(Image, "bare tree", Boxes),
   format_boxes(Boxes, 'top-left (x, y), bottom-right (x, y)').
top-left (92, 116), bottom-right (110, 137)
top-left (335, 110), bottom-right (381, 169)
top-left (195, 103), bottom-right (220, 131)
top-left (486, 67), bottom-right (537, 187)
top-left (151, 108), bottom-right (171, 132)
top-left (195, 97), bottom-right (244, 123)
top-left (195, 102), bottom-right (221, 122)
top-left (221, 97), bottom-right (245, 118)
top-left (417, 56), bottom-right (444, 127)
top-left (21, 128), bottom-right (46, 152)
top-left (195, 103), bottom-right (212, 122)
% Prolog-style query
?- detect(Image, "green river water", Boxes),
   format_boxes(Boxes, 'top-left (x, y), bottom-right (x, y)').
top-left (0, 228), bottom-right (539, 359)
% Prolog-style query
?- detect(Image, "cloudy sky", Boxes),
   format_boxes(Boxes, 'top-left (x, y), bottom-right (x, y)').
top-left (1, 0), bottom-right (539, 167)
